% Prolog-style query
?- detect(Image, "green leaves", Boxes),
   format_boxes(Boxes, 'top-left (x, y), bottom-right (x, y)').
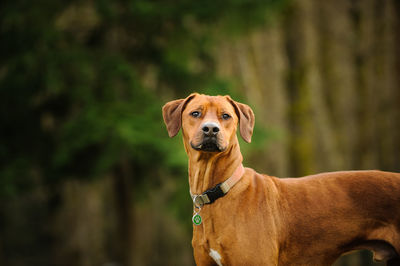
top-left (0, 0), bottom-right (286, 195)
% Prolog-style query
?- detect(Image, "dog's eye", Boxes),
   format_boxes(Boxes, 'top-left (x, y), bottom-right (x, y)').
top-left (191, 111), bottom-right (201, 118)
top-left (222, 113), bottom-right (231, 120)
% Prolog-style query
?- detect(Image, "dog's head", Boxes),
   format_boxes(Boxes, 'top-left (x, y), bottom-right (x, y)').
top-left (162, 93), bottom-right (254, 153)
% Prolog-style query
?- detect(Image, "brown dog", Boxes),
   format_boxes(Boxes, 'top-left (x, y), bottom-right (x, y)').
top-left (162, 93), bottom-right (400, 266)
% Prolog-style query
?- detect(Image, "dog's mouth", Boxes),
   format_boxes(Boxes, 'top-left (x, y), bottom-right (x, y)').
top-left (191, 138), bottom-right (224, 152)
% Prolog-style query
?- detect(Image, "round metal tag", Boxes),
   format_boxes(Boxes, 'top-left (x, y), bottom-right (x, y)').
top-left (192, 213), bottom-right (202, 225)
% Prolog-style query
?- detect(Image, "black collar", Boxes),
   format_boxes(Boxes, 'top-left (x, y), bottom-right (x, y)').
top-left (190, 164), bottom-right (245, 207)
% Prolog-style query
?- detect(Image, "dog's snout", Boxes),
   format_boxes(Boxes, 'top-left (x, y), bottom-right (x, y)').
top-left (202, 122), bottom-right (220, 135)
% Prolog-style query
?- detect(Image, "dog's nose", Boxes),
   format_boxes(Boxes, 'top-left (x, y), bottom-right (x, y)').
top-left (202, 122), bottom-right (220, 136)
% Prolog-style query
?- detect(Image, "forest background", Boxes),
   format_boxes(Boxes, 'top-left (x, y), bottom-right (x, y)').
top-left (1, 0), bottom-right (400, 265)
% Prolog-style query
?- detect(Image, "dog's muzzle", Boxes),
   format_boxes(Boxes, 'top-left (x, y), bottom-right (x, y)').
top-left (191, 122), bottom-right (223, 152)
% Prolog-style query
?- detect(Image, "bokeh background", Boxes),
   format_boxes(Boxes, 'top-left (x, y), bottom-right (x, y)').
top-left (1, 0), bottom-right (400, 265)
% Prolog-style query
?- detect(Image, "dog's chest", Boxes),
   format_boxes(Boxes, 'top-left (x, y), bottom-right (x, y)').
top-left (209, 248), bottom-right (223, 266)
top-left (193, 221), bottom-right (228, 265)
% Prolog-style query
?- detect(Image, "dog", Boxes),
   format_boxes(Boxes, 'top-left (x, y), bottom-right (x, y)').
top-left (162, 93), bottom-right (400, 265)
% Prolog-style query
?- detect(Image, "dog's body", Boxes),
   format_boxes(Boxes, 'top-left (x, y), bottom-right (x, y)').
top-left (162, 93), bottom-right (400, 265)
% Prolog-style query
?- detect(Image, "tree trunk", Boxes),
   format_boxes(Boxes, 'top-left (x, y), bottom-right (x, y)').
top-left (113, 156), bottom-right (135, 266)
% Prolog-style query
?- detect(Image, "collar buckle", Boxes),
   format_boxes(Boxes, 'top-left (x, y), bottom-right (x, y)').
top-left (193, 194), bottom-right (207, 207)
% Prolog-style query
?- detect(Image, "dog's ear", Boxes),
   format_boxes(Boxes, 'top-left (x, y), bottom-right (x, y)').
top-left (162, 93), bottom-right (197, 137)
top-left (226, 96), bottom-right (255, 143)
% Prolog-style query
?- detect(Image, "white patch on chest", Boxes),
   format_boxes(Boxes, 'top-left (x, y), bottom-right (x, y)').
top-left (209, 248), bottom-right (222, 266)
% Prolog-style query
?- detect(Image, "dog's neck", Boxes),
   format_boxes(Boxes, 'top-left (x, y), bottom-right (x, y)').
top-left (184, 136), bottom-right (243, 195)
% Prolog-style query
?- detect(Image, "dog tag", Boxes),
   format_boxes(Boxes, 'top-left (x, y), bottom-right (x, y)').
top-left (192, 213), bottom-right (202, 225)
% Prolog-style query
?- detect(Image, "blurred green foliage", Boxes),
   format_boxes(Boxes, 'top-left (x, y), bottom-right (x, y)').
top-left (0, 0), bottom-right (285, 196)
